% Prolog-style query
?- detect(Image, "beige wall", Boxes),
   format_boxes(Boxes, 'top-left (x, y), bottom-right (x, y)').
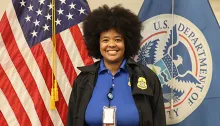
top-left (0, 0), bottom-right (10, 18)
top-left (0, 0), bottom-right (143, 18)
top-left (210, 0), bottom-right (220, 24)
top-left (0, 0), bottom-right (219, 24)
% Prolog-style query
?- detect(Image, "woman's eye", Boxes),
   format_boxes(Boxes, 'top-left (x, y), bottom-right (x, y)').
top-left (102, 39), bottom-right (108, 42)
top-left (115, 39), bottom-right (121, 42)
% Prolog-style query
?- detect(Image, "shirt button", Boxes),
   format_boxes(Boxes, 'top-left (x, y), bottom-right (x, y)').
top-left (112, 77), bottom-right (114, 80)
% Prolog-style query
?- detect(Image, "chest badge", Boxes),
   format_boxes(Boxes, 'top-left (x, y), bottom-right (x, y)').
top-left (137, 77), bottom-right (147, 90)
top-left (128, 77), bottom-right (131, 86)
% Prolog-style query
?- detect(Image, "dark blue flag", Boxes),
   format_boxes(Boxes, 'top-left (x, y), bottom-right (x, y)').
top-left (135, 0), bottom-right (220, 125)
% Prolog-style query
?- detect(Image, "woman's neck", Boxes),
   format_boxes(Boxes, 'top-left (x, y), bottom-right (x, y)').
top-left (104, 59), bottom-right (124, 76)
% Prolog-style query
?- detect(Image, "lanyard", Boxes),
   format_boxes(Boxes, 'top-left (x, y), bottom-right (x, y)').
top-left (107, 76), bottom-right (115, 107)
top-left (107, 87), bottom-right (114, 107)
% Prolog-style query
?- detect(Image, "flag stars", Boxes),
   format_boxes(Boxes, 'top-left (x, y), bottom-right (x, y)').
top-left (78, 7), bottom-right (85, 15)
top-left (45, 13), bottom-right (52, 20)
top-left (28, 4), bottom-right (33, 11)
top-left (31, 30), bottom-right (38, 37)
top-left (59, 0), bottom-right (66, 4)
top-left (57, 8), bottom-right (64, 15)
top-left (33, 19), bottom-right (40, 26)
top-left (39, 0), bottom-right (45, 5)
top-left (47, 3), bottom-right (53, 10)
top-left (43, 24), bottom-right (49, 31)
top-left (66, 13), bottom-right (73, 20)
top-left (25, 15), bottom-right (31, 22)
top-left (20, 0), bottom-right (26, 7)
top-left (55, 18), bottom-right (61, 25)
top-left (69, 3), bottom-right (76, 9)
top-left (36, 9), bottom-right (43, 16)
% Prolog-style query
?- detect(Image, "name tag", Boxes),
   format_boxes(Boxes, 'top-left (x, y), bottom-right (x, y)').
top-left (103, 106), bottom-right (116, 126)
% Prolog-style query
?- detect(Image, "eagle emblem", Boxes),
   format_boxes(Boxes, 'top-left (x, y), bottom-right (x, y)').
top-left (136, 25), bottom-right (201, 104)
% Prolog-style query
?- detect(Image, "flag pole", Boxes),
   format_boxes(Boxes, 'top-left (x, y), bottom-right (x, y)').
top-left (50, 0), bottom-right (58, 110)
top-left (170, 0), bottom-right (175, 118)
top-left (53, 0), bottom-right (59, 103)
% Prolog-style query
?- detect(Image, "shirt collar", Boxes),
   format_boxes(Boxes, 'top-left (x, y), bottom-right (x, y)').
top-left (98, 59), bottom-right (127, 74)
top-left (98, 59), bottom-right (107, 73)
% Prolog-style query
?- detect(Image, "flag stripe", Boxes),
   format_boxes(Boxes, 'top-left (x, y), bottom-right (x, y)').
top-left (0, 65), bottom-right (31, 125)
top-left (0, 109), bottom-right (8, 126)
top-left (60, 28), bottom-right (84, 77)
top-left (6, 3), bottom-right (66, 124)
top-left (55, 91), bottom-right (68, 126)
top-left (2, 13), bottom-right (53, 125)
top-left (78, 22), bottom-right (84, 35)
top-left (1, 1), bottom-right (93, 125)
top-left (55, 33), bottom-right (77, 84)
top-left (1, 29), bottom-right (41, 125)
top-left (70, 25), bottom-right (94, 66)
top-left (31, 41), bottom-right (67, 125)
top-left (0, 13), bottom-right (4, 32)
top-left (41, 39), bottom-right (72, 104)
top-left (41, 39), bottom-right (72, 125)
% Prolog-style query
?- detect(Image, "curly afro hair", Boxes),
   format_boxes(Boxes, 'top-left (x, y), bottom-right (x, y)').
top-left (82, 4), bottom-right (143, 59)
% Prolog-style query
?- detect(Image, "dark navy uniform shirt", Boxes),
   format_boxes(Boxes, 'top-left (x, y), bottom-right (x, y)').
top-left (85, 59), bottom-right (139, 126)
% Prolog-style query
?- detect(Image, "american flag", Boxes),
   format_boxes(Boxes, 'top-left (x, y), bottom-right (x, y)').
top-left (0, 0), bottom-right (94, 125)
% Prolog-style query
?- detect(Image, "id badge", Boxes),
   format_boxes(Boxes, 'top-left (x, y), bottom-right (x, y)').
top-left (102, 106), bottom-right (116, 126)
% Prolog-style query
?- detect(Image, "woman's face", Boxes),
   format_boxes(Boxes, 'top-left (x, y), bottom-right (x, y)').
top-left (99, 29), bottom-right (125, 64)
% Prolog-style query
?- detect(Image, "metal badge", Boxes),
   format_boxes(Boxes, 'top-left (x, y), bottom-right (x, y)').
top-left (128, 77), bottom-right (131, 86)
top-left (137, 77), bottom-right (147, 90)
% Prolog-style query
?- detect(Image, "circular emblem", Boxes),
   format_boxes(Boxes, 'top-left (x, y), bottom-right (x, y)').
top-left (134, 14), bottom-right (212, 124)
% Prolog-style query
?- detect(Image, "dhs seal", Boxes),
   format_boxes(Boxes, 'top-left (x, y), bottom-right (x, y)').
top-left (134, 14), bottom-right (212, 124)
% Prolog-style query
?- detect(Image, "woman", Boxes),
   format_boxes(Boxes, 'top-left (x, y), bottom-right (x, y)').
top-left (67, 5), bottom-right (166, 126)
